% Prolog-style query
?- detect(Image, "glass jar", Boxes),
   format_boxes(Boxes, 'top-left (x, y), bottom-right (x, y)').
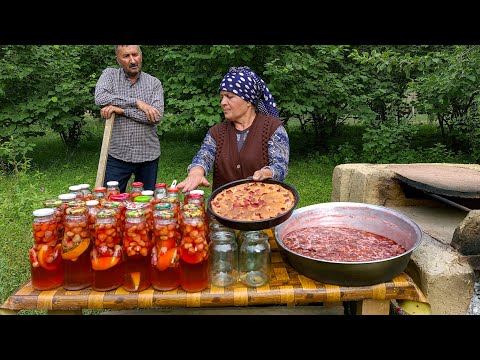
top-left (186, 192), bottom-right (208, 225)
top-left (110, 195), bottom-right (129, 235)
top-left (151, 203), bottom-right (180, 290)
top-left (58, 193), bottom-right (76, 227)
top-left (122, 209), bottom-right (152, 292)
top-left (86, 199), bottom-right (100, 239)
top-left (62, 206), bottom-right (93, 290)
top-left (92, 208), bottom-right (124, 291)
top-left (43, 199), bottom-right (64, 242)
top-left (188, 189), bottom-right (205, 207)
top-left (68, 185), bottom-right (84, 201)
top-left (134, 196), bottom-right (154, 236)
top-left (130, 181), bottom-right (144, 201)
top-left (179, 207), bottom-right (209, 292)
top-left (209, 231), bottom-right (238, 287)
top-left (237, 230), bottom-right (269, 249)
top-left (78, 183), bottom-right (94, 201)
top-left (103, 200), bottom-right (124, 237)
top-left (30, 208), bottom-right (63, 290)
top-left (209, 218), bottom-right (235, 236)
top-left (93, 186), bottom-right (107, 205)
top-left (106, 180), bottom-right (120, 200)
top-left (166, 186), bottom-right (181, 224)
top-left (153, 183), bottom-right (167, 204)
top-left (238, 230), bottom-right (271, 287)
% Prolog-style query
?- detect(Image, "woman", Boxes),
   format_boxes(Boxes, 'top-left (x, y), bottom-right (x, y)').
top-left (177, 66), bottom-right (290, 193)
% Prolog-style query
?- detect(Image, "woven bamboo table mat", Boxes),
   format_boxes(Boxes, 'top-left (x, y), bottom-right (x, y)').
top-left (1, 238), bottom-right (427, 312)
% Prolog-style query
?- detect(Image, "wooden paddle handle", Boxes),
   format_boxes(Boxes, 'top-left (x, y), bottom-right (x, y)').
top-left (95, 113), bottom-right (115, 188)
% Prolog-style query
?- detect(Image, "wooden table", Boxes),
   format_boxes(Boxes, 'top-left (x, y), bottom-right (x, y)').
top-left (0, 238), bottom-right (428, 315)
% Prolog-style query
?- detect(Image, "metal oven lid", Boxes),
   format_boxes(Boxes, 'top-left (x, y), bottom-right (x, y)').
top-left (389, 164), bottom-right (480, 211)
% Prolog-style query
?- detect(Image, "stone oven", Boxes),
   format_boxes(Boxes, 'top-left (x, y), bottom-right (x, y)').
top-left (331, 163), bottom-right (480, 315)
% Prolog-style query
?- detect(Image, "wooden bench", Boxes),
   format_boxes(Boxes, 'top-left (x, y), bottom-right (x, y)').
top-left (0, 238), bottom-right (428, 315)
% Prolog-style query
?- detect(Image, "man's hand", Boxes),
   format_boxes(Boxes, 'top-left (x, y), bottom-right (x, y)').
top-left (177, 166), bottom-right (211, 193)
top-left (136, 100), bottom-right (161, 122)
top-left (100, 105), bottom-right (124, 119)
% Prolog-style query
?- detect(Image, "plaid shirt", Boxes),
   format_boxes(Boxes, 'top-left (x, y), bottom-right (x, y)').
top-left (94, 67), bottom-right (164, 163)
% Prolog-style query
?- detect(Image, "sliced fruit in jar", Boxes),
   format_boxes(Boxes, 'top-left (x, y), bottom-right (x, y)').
top-left (37, 245), bottom-right (59, 271)
top-left (130, 272), bottom-right (141, 291)
top-left (159, 238), bottom-right (176, 251)
top-left (62, 238), bottom-right (90, 260)
top-left (179, 247), bottom-right (202, 264)
top-left (91, 256), bottom-right (120, 271)
top-left (29, 248), bottom-right (39, 267)
top-left (156, 248), bottom-right (177, 271)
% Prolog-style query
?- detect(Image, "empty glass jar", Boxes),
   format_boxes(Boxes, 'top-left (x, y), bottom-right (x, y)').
top-left (209, 231), bottom-right (238, 287)
top-left (238, 230), bottom-right (271, 287)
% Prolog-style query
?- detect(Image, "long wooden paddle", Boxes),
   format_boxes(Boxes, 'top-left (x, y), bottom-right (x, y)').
top-left (95, 113), bottom-right (115, 188)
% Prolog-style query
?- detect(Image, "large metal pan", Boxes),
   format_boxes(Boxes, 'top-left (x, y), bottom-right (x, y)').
top-left (274, 202), bottom-right (423, 286)
top-left (207, 178), bottom-right (299, 231)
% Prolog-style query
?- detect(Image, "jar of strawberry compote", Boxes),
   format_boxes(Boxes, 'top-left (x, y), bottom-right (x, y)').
top-left (93, 186), bottom-right (107, 205)
top-left (78, 183), bottom-right (94, 201)
top-left (122, 208), bottom-right (152, 292)
top-left (106, 180), bottom-right (120, 200)
top-left (62, 206), bottom-right (93, 290)
top-left (43, 199), bottom-right (64, 242)
top-left (179, 207), bottom-right (209, 292)
top-left (153, 183), bottom-right (167, 205)
top-left (130, 181), bottom-right (144, 201)
top-left (151, 203), bottom-right (180, 290)
top-left (86, 199), bottom-right (100, 244)
top-left (30, 208), bottom-right (64, 290)
top-left (91, 208), bottom-right (124, 291)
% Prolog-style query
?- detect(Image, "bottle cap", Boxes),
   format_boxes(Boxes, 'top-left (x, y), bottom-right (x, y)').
top-left (58, 193), bottom-right (76, 201)
top-left (43, 199), bottom-right (62, 208)
top-left (142, 190), bottom-right (154, 196)
top-left (154, 203), bottom-right (171, 210)
top-left (86, 200), bottom-right (99, 206)
top-left (33, 208), bottom-right (55, 217)
top-left (66, 206), bottom-right (87, 215)
top-left (106, 181), bottom-right (119, 186)
top-left (126, 209), bottom-right (145, 218)
top-left (97, 209), bottom-right (117, 218)
top-left (134, 196), bottom-right (152, 203)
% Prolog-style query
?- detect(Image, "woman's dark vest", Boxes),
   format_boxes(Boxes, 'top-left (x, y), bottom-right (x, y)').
top-left (209, 113), bottom-right (282, 191)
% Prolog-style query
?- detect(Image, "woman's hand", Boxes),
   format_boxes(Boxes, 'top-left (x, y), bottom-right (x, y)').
top-left (177, 166), bottom-right (210, 193)
top-left (252, 168), bottom-right (273, 181)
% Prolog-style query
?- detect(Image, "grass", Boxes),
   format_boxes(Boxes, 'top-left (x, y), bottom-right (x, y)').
top-left (0, 121), bottom-right (336, 312)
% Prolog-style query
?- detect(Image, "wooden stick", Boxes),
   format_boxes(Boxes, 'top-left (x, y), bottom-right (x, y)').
top-left (95, 114), bottom-right (115, 188)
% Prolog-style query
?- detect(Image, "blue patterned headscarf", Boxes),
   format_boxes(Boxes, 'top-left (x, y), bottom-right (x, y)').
top-left (219, 66), bottom-right (279, 118)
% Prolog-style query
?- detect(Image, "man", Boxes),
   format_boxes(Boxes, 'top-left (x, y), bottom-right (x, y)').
top-left (95, 45), bottom-right (164, 192)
